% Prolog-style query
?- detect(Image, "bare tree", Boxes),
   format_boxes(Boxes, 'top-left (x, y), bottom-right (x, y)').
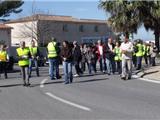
top-left (17, 1), bottom-right (54, 46)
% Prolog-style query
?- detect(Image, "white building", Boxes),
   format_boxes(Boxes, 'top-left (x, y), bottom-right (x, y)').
top-left (0, 24), bottom-right (12, 46)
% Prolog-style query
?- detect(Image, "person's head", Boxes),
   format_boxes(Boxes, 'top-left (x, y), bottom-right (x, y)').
top-left (51, 37), bottom-right (56, 42)
top-left (97, 40), bottom-right (102, 45)
top-left (73, 41), bottom-right (78, 47)
top-left (0, 44), bottom-right (6, 51)
top-left (20, 41), bottom-right (25, 48)
top-left (84, 44), bottom-right (87, 48)
top-left (108, 38), bottom-right (113, 44)
top-left (62, 41), bottom-right (69, 48)
top-left (116, 41), bottom-right (120, 47)
top-left (124, 36), bottom-right (129, 43)
top-left (87, 45), bottom-right (92, 51)
top-left (31, 40), bottom-right (35, 47)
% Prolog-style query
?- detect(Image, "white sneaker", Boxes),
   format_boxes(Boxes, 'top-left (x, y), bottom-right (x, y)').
top-left (74, 74), bottom-right (79, 77)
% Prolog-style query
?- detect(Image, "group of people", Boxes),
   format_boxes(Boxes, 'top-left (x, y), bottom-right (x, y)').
top-left (48, 36), bottom-right (159, 84)
top-left (0, 36), bottom-right (159, 86)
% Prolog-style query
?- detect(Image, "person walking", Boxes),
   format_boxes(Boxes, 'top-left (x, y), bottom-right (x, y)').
top-left (113, 41), bottom-right (122, 74)
top-left (16, 41), bottom-right (31, 86)
top-left (120, 36), bottom-right (133, 80)
top-left (29, 40), bottom-right (40, 77)
top-left (104, 38), bottom-right (115, 75)
top-left (150, 42), bottom-right (158, 66)
top-left (132, 41), bottom-right (137, 68)
top-left (0, 45), bottom-right (8, 79)
top-left (47, 37), bottom-right (60, 80)
top-left (96, 40), bottom-right (105, 73)
top-left (61, 41), bottom-right (73, 84)
top-left (73, 41), bottom-right (83, 77)
top-left (80, 44), bottom-right (88, 73)
top-left (135, 39), bottom-right (144, 70)
top-left (143, 42), bottom-right (150, 66)
top-left (86, 45), bottom-right (96, 75)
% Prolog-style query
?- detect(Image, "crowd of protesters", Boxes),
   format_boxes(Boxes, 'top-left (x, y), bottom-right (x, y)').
top-left (0, 36), bottom-right (159, 86)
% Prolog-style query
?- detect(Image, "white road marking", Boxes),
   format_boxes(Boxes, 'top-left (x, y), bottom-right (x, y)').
top-left (132, 75), bottom-right (160, 84)
top-left (40, 78), bottom-right (48, 88)
top-left (46, 92), bottom-right (91, 111)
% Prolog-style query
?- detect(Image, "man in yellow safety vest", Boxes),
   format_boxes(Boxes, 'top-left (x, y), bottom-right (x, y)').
top-left (0, 44), bottom-right (8, 79)
top-left (47, 37), bottom-right (60, 80)
top-left (29, 40), bottom-right (40, 77)
top-left (135, 39), bottom-right (144, 70)
top-left (16, 41), bottom-right (31, 86)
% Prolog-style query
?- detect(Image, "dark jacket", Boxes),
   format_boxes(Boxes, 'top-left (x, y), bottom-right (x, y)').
top-left (104, 43), bottom-right (115, 59)
top-left (73, 45), bottom-right (82, 62)
top-left (61, 46), bottom-right (73, 62)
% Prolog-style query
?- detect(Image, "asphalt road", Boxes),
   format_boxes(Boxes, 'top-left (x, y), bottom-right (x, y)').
top-left (0, 66), bottom-right (160, 119)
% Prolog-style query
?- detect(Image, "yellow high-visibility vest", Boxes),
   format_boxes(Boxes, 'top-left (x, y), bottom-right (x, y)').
top-left (136, 44), bottom-right (144, 57)
top-left (114, 47), bottom-right (122, 61)
top-left (0, 50), bottom-right (7, 62)
top-left (47, 42), bottom-right (57, 58)
top-left (16, 47), bottom-right (30, 66)
top-left (29, 47), bottom-right (37, 56)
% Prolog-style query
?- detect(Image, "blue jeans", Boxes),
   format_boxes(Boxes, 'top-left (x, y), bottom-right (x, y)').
top-left (99, 56), bottom-right (105, 72)
top-left (88, 62), bottom-right (96, 74)
top-left (106, 58), bottom-right (113, 74)
top-left (136, 56), bottom-right (142, 69)
top-left (63, 61), bottom-right (73, 84)
top-left (48, 58), bottom-right (59, 79)
top-left (29, 58), bottom-right (39, 77)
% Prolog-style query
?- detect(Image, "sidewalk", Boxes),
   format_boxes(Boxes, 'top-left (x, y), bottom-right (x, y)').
top-left (135, 64), bottom-right (160, 81)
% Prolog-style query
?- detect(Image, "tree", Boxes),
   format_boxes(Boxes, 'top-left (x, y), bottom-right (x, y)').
top-left (0, 0), bottom-right (24, 22)
top-left (99, 0), bottom-right (160, 51)
top-left (18, 14), bottom-right (53, 47)
top-left (99, 1), bottom-right (142, 36)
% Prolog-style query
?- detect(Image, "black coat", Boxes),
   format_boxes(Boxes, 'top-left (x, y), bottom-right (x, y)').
top-left (104, 43), bottom-right (115, 59)
top-left (73, 45), bottom-right (82, 62)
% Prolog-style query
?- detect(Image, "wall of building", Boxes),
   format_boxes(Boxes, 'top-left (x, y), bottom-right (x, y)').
top-left (0, 29), bottom-right (11, 46)
top-left (38, 20), bottom-right (115, 45)
top-left (6, 20), bottom-right (115, 47)
top-left (6, 21), bottom-right (38, 46)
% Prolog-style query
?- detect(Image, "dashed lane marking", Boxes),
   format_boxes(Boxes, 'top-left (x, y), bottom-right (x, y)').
top-left (40, 78), bottom-right (48, 88)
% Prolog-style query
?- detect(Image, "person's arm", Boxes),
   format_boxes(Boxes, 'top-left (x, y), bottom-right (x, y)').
top-left (126, 43), bottom-right (133, 53)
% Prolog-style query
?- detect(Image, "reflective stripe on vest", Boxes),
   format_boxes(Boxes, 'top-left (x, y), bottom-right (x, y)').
top-left (16, 47), bottom-right (30, 66)
top-left (0, 51), bottom-right (7, 62)
top-left (136, 44), bottom-right (144, 57)
top-left (114, 47), bottom-right (122, 61)
top-left (47, 42), bottom-right (57, 58)
top-left (29, 47), bottom-right (37, 56)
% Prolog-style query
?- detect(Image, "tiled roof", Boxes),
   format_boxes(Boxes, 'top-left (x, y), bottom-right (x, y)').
top-left (0, 24), bottom-right (12, 29)
top-left (5, 14), bottom-right (107, 24)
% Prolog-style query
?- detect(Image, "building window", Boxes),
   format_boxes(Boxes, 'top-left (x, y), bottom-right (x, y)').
top-left (63, 24), bottom-right (68, 32)
top-left (79, 25), bottom-right (84, 32)
top-left (94, 25), bottom-right (98, 32)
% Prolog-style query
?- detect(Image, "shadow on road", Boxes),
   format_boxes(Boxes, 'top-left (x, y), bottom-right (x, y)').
top-left (0, 84), bottom-right (22, 88)
top-left (75, 77), bottom-right (108, 83)
top-left (141, 70), bottom-right (159, 77)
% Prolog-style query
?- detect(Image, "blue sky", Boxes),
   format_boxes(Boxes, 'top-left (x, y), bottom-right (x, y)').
top-left (9, 0), bottom-right (154, 41)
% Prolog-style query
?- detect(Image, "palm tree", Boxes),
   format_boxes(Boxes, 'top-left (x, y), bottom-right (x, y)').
top-left (99, 0), bottom-right (160, 51)
top-left (99, 0), bottom-right (142, 36)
